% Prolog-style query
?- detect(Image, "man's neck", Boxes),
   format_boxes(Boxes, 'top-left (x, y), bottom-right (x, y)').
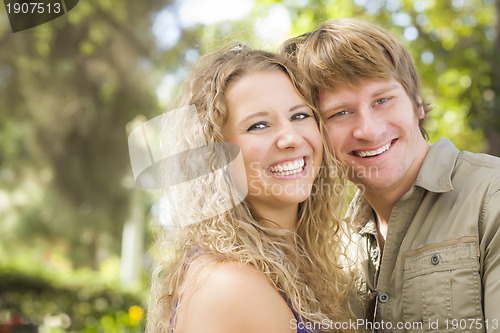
top-left (365, 189), bottom-right (403, 251)
top-left (365, 185), bottom-right (410, 224)
top-left (365, 159), bottom-right (429, 248)
top-left (373, 211), bottom-right (388, 251)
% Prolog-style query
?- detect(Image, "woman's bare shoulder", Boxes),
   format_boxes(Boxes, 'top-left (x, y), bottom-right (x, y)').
top-left (175, 257), bottom-right (295, 333)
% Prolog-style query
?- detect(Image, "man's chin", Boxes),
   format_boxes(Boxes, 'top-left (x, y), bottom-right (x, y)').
top-left (350, 177), bottom-right (394, 192)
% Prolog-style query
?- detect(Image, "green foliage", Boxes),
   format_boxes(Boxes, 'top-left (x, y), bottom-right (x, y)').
top-left (0, 263), bottom-right (146, 332)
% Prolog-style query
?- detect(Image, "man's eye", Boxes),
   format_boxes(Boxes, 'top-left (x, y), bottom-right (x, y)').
top-left (247, 122), bottom-right (268, 131)
top-left (328, 110), bottom-right (347, 119)
top-left (375, 97), bottom-right (388, 105)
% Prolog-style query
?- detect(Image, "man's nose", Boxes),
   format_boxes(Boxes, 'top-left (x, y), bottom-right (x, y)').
top-left (352, 108), bottom-right (385, 141)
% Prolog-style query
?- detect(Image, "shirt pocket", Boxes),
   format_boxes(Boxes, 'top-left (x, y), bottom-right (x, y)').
top-left (402, 237), bottom-right (483, 333)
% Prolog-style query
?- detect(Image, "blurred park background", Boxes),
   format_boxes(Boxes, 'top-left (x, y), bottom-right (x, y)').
top-left (1, 0), bottom-right (500, 331)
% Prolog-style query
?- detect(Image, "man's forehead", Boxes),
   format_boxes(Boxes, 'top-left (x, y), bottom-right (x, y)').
top-left (318, 77), bottom-right (401, 96)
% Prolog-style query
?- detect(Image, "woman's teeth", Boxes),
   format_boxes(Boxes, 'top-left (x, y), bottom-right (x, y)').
top-left (269, 158), bottom-right (305, 176)
top-left (355, 142), bottom-right (391, 158)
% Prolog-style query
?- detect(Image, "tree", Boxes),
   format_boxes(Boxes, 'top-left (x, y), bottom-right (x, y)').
top-left (0, 0), bottom-right (169, 269)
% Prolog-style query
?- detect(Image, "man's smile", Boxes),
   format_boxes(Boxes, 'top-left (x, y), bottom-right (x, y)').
top-left (351, 139), bottom-right (396, 158)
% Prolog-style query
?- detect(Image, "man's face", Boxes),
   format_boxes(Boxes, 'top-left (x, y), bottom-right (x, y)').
top-left (319, 78), bottom-right (429, 194)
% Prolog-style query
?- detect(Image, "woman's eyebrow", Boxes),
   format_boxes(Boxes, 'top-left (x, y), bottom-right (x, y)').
top-left (238, 111), bottom-right (269, 126)
top-left (289, 103), bottom-right (309, 112)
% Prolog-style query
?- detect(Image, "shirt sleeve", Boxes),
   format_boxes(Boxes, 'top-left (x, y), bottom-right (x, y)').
top-left (480, 186), bottom-right (500, 332)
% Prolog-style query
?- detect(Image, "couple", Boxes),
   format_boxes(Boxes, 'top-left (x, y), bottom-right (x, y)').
top-left (146, 18), bottom-right (500, 333)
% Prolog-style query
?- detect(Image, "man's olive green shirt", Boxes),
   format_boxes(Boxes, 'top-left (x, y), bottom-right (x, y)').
top-left (348, 138), bottom-right (500, 332)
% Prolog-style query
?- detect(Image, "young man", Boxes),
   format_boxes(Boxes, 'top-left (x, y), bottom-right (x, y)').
top-left (282, 18), bottom-right (500, 332)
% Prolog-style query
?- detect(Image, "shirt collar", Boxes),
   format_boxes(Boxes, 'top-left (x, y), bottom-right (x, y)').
top-left (414, 137), bottom-right (459, 193)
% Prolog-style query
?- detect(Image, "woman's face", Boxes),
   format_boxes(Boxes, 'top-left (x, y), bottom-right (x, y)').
top-left (222, 70), bottom-right (323, 213)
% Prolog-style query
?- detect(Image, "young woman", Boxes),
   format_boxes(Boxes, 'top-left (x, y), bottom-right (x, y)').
top-left (146, 44), bottom-right (354, 333)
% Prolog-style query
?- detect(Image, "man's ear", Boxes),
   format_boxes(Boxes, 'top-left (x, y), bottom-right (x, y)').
top-left (416, 96), bottom-right (425, 120)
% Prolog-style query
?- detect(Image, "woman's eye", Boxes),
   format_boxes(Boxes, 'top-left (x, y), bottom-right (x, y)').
top-left (291, 112), bottom-right (311, 121)
top-left (247, 121), bottom-right (268, 131)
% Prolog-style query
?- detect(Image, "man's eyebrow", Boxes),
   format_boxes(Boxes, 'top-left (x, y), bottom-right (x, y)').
top-left (372, 84), bottom-right (400, 96)
top-left (321, 102), bottom-right (348, 114)
top-left (320, 84), bottom-right (401, 113)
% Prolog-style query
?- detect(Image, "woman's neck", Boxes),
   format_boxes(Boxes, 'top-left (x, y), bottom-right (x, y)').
top-left (251, 201), bottom-right (299, 233)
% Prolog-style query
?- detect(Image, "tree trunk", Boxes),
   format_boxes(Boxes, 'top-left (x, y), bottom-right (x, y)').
top-left (120, 189), bottom-right (144, 286)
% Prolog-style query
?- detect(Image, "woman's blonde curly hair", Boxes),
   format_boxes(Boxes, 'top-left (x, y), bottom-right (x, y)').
top-left (146, 43), bottom-right (355, 333)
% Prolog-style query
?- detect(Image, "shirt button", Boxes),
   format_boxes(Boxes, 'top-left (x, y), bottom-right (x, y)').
top-left (378, 293), bottom-right (389, 303)
top-left (431, 254), bottom-right (441, 265)
top-left (371, 248), bottom-right (380, 261)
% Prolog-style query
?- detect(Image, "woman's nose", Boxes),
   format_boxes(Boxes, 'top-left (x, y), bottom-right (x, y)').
top-left (276, 123), bottom-right (302, 150)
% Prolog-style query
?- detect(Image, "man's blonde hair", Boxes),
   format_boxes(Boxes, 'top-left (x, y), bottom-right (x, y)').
top-left (281, 17), bottom-right (431, 139)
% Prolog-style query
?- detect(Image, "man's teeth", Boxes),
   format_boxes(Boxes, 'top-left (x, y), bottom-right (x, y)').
top-left (269, 158), bottom-right (305, 176)
top-left (356, 142), bottom-right (391, 157)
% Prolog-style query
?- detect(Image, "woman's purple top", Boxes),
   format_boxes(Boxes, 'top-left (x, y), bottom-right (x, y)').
top-left (281, 292), bottom-right (320, 333)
